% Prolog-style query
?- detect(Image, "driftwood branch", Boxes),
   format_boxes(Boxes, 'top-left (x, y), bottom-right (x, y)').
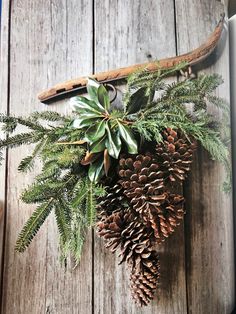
top-left (38, 14), bottom-right (225, 104)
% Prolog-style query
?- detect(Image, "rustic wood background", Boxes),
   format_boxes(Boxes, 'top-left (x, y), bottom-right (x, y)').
top-left (0, 0), bottom-right (235, 313)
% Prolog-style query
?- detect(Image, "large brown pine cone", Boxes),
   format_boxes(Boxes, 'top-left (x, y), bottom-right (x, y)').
top-left (156, 128), bottom-right (196, 182)
top-left (118, 154), bottom-right (185, 242)
top-left (132, 192), bottom-right (185, 242)
top-left (130, 251), bottom-right (160, 307)
top-left (97, 208), bottom-right (160, 306)
top-left (118, 154), bottom-right (165, 199)
top-left (97, 209), bottom-right (154, 261)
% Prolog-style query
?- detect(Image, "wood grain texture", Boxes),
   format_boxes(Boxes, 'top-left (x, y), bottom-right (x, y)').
top-left (37, 14), bottom-right (225, 103)
top-left (0, 0), bottom-right (10, 300)
top-left (0, 1), bottom-right (234, 313)
top-left (1, 1), bottom-right (93, 313)
top-left (175, 1), bottom-right (235, 313)
top-left (93, 1), bottom-right (187, 313)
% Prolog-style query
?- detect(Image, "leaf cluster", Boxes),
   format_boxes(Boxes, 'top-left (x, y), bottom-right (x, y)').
top-left (71, 79), bottom-right (138, 182)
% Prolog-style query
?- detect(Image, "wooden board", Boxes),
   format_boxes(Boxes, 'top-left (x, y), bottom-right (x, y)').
top-left (0, 1), bottom-right (93, 313)
top-left (0, 0), bottom-right (10, 297)
top-left (0, 0), bottom-right (234, 313)
top-left (175, 1), bottom-right (235, 313)
top-left (93, 1), bottom-right (187, 313)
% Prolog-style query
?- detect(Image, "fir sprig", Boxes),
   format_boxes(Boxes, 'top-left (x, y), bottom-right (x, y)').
top-left (126, 69), bottom-right (231, 190)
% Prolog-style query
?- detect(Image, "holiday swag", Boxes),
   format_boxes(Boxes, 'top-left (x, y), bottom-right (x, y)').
top-left (0, 62), bottom-right (231, 306)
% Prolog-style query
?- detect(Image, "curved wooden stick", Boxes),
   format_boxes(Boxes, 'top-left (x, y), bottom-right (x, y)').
top-left (38, 14), bottom-right (225, 104)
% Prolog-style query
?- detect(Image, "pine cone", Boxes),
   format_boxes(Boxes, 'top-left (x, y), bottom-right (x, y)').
top-left (118, 154), bottom-right (165, 200)
top-left (130, 251), bottom-right (160, 307)
top-left (156, 128), bottom-right (196, 182)
top-left (97, 208), bottom-right (160, 306)
top-left (118, 154), bottom-right (185, 242)
top-left (97, 209), bottom-right (154, 259)
top-left (132, 192), bottom-right (185, 242)
top-left (96, 184), bottom-right (125, 219)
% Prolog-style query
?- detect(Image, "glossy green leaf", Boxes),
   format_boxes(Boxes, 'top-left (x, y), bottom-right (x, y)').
top-left (105, 124), bottom-right (121, 159)
top-left (90, 135), bottom-right (106, 153)
top-left (118, 121), bottom-right (138, 154)
top-left (84, 120), bottom-right (106, 143)
top-left (73, 116), bottom-right (100, 129)
top-left (97, 85), bottom-right (110, 111)
top-left (87, 79), bottom-right (100, 100)
top-left (88, 157), bottom-right (104, 182)
top-left (73, 96), bottom-right (104, 114)
top-left (126, 87), bottom-right (149, 114)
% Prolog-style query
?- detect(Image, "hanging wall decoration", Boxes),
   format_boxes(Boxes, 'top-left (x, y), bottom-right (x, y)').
top-left (0, 15), bottom-right (231, 306)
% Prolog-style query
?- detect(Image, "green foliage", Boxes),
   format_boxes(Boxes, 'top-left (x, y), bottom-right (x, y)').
top-left (72, 78), bottom-right (138, 181)
top-left (126, 67), bottom-right (231, 190)
top-left (0, 62), bottom-right (232, 265)
top-left (15, 199), bottom-right (54, 252)
top-left (0, 110), bottom-right (105, 264)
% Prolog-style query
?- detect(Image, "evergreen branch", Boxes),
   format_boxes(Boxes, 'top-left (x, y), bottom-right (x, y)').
top-left (0, 114), bottom-right (46, 132)
top-left (15, 199), bottom-right (54, 252)
top-left (69, 218), bottom-right (86, 268)
top-left (0, 132), bottom-right (43, 149)
top-left (127, 62), bottom-right (188, 89)
top-left (31, 111), bottom-right (67, 122)
top-left (18, 138), bottom-right (46, 172)
top-left (207, 95), bottom-right (230, 113)
top-left (21, 181), bottom-right (65, 204)
top-left (55, 200), bottom-right (71, 245)
top-left (86, 180), bottom-right (97, 226)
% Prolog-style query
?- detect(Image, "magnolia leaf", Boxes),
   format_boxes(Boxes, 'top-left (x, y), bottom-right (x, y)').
top-left (86, 79), bottom-right (101, 102)
top-left (84, 120), bottom-right (106, 143)
top-left (118, 121), bottom-right (138, 154)
top-left (126, 87), bottom-right (149, 114)
top-left (88, 157), bottom-right (104, 182)
top-left (73, 116), bottom-right (100, 129)
top-left (90, 135), bottom-right (106, 153)
top-left (81, 151), bottom-right (100, 165)
top-left (97, 85), bottom-right (110, 111)
top-left (87, 78), bottom-right (100, 100)
top-left (104, 149), bottom-right (111, 176)
top-left (105, 124), bottom-right (121, 159)
top-left (72, 95), bottom-right (103, 113)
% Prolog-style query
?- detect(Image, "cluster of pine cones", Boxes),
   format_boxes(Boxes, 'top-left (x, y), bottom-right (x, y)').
top-left (96, 128), bottom-right (196, 306)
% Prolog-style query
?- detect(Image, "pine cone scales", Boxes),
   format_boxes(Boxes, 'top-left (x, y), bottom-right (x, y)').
top-left (156, 128), bottom-right (196, 182)
top-left (96, 128), bottom-right (196, 307)
top-left (132, 193), bottom-right (185, 242)
top-left (96, 184), bottom-right (125, 219)
top-left (130, 251), bottom-right (160, 306)
top-left (118, 154), bottom-right (185, 242)
top-left (118, 154), bottom-right (165, 199)
top-left (97, 209), bottom-right (154, 263)
top-left (97, 208), bottom-right (160, 307)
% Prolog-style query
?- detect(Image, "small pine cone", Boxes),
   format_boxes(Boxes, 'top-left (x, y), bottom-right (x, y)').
top-left (156, 128), bottom-right (196, 182)
top-left (96, 184), bottom-right (125, 219)
top-left (118, 154), bottom-right (165, 200)
top-left (132, 192), bottom-right (185, 242)
top-left (130, 251), bottom-right (160, 307)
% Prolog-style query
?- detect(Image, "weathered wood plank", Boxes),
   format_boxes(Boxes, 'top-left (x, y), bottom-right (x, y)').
top-left (0, 0), bottom-right (10, 303)
top-left (1, 1), bottom-right (93, 313)
top-left (175, 1), bottom-right (235, 313)
top-left (93, 1), bottom-right (187, 313)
